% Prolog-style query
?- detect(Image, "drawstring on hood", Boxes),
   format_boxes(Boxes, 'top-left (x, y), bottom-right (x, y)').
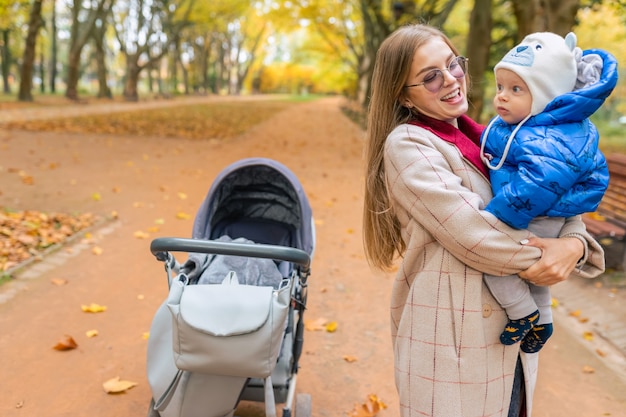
top-left (480, 113), bottom-right (532, 170)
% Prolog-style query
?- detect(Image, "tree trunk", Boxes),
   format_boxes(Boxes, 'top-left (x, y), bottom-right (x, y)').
top-left (39, 48), bottom-right (45, 93)
top-left (65, 49), bottom-right (81, 100)
top-left (512, 0), bottom-right (580, 37)
top-left (123, 60), bottom-right (141, 101)
top-left (94, 40), bottom-right (112, 98)
top-left (18, 0), bottom-right (44, 102)
top-left (2, 30), bottom-right (11, 94)
top-left (65, 0), bottom-right (110, 100)
top-left (466, 0), bottom-right (493, 124)
top-left (49, 0), bottom-right (57, 93)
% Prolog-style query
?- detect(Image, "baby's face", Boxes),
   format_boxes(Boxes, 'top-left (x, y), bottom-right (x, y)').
top-left (493, 69), bottom-right (532, 124)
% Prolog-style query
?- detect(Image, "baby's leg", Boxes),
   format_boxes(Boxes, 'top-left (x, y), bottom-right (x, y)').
top-left (484, 274), bottom-right (539, 345)
top-left (521, 285), bottom-right (554, 353)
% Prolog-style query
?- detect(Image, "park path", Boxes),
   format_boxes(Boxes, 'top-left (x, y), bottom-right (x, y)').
top-left (0, 95), bottom-right (625, 417)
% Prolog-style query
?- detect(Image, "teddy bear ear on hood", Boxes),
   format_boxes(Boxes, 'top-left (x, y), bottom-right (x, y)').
top-left (494, 31), bottom-right (578, 115)
top-left (565, 32), bottom-right (577, 52)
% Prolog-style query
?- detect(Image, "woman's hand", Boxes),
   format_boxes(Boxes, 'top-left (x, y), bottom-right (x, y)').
top-left (518, 237), bottom-right (584, 286)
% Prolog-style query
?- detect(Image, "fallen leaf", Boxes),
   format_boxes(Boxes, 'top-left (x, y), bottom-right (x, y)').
top-left (582, 365), bottom-right (595, 374)
top-left (112, 186), bottom-right (121, 193)
top-left (133, 231), bottom-right (150, 239)
top-left (86, 329), bottom-right (99, 338)
top-left (142, 332), bottom-right (150, 340)
top-left (348, 394), bottom-right (387, 417)
top-left (137, 294), bottom-right (145, 300)
top-left (82, 303), bottom-right (107, 313)
top-left (92, 192), bottom-right (101, 201)
top-left (596, 349), bottom-right (607, 357)
top-left (176, 212), bottom-right (191, 220)
top-left (15, 400), bottom-right (24, 408)
top-left (50, 278), bottom-right (68, 286)
top-left (570, 310), bottom-right (581, 317)
top-left (304, 317), bottom-right (327, 331)
top-left (102, 376), bottom-right (138, 394)
top-left (154, 218), bottom-right (165, 225)
top-left (582, 331), bottom-right (594, 341)
top-left (325, 321), bottom-right (338, 333)
top-left (343, 355), bottom-right (358, 363)
top-left (92, 246), bottom-right (103, 255)
top-left (587, 212), bottom-right (605, 221)
top-left (21, 175), bottom-right (34, 185)
top-left (177, 192), bottom-right (187, 200)
top-left (551, 298), bottom-right (559, 307)
top-left (53, 335), bottom-right (78, 351)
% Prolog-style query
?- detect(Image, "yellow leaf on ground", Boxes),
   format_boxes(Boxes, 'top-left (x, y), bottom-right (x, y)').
top-left (133, 231), bottom-right (150, 239)
top-left (176, 212), bottom-right (191, 220)
top-left (81, 303), bottom-right (107, 313)
top-left (587, 212), bottom-right (605, 221)
top-left (348, 394), bottom-right (387, 417)
top-left (92, 246), bottom-right (103, 255)
top-left (325, 321), bottom-right (338, 333)
top-left (582, 365), bottom-right (595, 374)
top-left (304, 317), bottom-right (327, 331)
top-left (177, 192), bottom-right (187, 200)
top-left (53, 335), bottom-right (78, 351)
top-left (102, 376), bottom-right (138, 394)
top-left (343, 355), bottom-right (358, 363)
top-left (142, 332), bottom-right (150, 340)
top-left (92, 192), bottom-right (101, 201)
top-left (582, 331), bottom-right (594, 341)
top-left (86, 329), bottom-right (99, 338)
top-left (570, 310), bottom-right (581, 317)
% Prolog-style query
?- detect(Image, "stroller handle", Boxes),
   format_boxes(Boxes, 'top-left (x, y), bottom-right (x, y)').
top-left (150, 237), bottom-right (311, 268)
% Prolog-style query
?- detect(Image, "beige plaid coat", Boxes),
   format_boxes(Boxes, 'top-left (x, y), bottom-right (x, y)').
top-left (384, 123), bottom-right (604, 417)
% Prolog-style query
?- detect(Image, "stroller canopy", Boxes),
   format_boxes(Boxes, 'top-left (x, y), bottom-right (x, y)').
top-left (192, 158), bottom-right (314, 257)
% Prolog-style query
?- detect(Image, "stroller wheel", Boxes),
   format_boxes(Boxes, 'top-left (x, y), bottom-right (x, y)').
top-left (294, 393), bottom-right (312, 417)
top-left (147, 398), bottom-right (161, 417)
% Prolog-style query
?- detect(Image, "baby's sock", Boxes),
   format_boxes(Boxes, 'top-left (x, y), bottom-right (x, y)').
top-left (520, 323), bottom-right (554, 353)
top-left (500, 310), bottom-right (540, 345)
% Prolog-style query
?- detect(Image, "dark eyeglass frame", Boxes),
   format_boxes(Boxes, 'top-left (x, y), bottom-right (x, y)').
top-left (404, 56), bottom-right (469, 92)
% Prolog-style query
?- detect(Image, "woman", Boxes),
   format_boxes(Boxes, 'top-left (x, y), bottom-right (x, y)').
top-left (362, 24), bottom-right (605, 417)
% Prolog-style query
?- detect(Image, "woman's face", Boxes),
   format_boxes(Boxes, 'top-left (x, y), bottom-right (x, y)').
top-left (403, 37), bottom-right (468, 126)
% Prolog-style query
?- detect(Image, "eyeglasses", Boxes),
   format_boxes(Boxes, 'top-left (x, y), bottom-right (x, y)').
top-left (404, 56), bottom-right (468, 93)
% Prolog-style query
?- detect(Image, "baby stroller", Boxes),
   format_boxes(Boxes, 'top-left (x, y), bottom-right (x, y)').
top-left (146, 158), bottom-right (315, 417)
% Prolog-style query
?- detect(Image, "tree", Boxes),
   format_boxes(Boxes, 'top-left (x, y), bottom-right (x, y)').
top-left (113, 0), bottom-right (195, 101)
top-left (465, 0), bottom-right (493, 122)
top-left (48, 0), bottom-right (57, 93)
top-left (90, 6), bottom-right (112, 98)
top-left (511, 0), bottom-right (581, 38)
top-left (18, 0), bottom-right (44, 101)
top-left (65, 0), bottom-right (112, 100)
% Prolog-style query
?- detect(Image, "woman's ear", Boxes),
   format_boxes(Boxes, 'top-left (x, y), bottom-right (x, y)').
top-left (400, 95), bottom-right (412, 109)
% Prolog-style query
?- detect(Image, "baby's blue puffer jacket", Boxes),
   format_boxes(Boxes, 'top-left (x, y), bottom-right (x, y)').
top-left (481, 48), bottom-right (618, 229)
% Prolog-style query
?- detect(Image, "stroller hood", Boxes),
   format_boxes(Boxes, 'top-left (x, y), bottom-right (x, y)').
top-left (192, 157), bottom-right (315, 257)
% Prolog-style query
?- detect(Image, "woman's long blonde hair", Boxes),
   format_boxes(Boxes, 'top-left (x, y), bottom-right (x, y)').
top-left (363, 24), bottom-right (461, 270)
